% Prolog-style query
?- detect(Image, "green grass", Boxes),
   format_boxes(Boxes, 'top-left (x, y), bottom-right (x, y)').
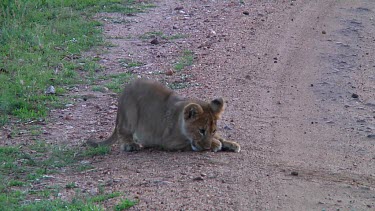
top-left (118, 58), bottom-right (144, 68)
top-left (114, 199), bottom-right (138, 211)
top-left (102, 73), bottom-right (134, 93)
top-left (0, 142), bottom-right (137, 210)
top-left (84, 145), bottom-right (111, 157)
top-left (174, 50), bottom-right (194, 71)
top-left (167, 33), bottom-right (189, 40)
top-left (90, 192), bottom-right (121, 203)
top-left (90, 72), bottom-right (134, 93)
top-left (92, 85), bottom-right (109, 92)
top-left (65, 182), bottom-right (77, 189)
top-left (0, 0), bottom-right (152, 125)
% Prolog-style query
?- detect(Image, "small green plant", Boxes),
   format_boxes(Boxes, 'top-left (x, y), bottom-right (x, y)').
top-left (84, 145), bottom-right (111, 157)
top-left (164, 33), bottom-right (188, 40)
top-left (174, 50), bottom-right (194, 71)
top-left (118, 58), bottom-right (144, 68)
top-left (114, 199), bottom-right (138, 211)
top-left (91, 192), bottom-right (121, 203)
top-left (30, 125), bottom-right (43, 136)
top-left (65, 182), bottom-right (77, 189)
top-left (8, 180), bottom-right (25, 187)
top-left (92, 85), bottom-right (108, 92)
top-left (103, 73), bottom-right (134, 93)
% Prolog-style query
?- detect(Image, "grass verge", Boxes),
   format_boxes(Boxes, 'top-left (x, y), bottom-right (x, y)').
top-left (0, 142), bottom-right (137, 210)
top-left (0, 0), bottom-right (153, 125)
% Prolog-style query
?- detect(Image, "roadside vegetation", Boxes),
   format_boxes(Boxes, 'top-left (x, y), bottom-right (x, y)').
top-left (0, 0), bottom-right (151, 209)
top-left (0, 0), bottom-right (153, 125)
top-left (0, 142), bottom-right (137, 210)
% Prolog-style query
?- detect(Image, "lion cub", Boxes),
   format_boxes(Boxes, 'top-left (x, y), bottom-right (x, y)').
top-left (87, 79), bottom-right (240, 152)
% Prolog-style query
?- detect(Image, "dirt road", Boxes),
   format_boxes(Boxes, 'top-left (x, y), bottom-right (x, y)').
top-left (4, 0), bottom-right (374, 210)
top-left (90, 0), bottom-right (375, 209)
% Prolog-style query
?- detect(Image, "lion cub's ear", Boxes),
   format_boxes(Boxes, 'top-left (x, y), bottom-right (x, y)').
top-left (184, 103), bottom-right (204, 120)
top-left (210, 98), bottom-right (225, 119)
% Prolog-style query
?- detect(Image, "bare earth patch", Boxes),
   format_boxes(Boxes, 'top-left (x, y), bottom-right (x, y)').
top-left (2, 0), bottom-right (375, 210)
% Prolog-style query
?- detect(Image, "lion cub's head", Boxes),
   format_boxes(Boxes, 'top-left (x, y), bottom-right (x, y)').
top-left (182, 98), bottom-right (225, 151)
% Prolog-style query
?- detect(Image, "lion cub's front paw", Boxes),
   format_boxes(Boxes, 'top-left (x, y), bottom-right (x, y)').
top-left (211, 139), bottom-right (222, 152)
top-left (121, 143), bottom-right (142, 152)
top-left (222, 141), bottom-right (241, 153)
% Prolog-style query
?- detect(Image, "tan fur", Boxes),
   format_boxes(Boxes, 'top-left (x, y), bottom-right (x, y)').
top-left (87, 79), bottom-right (240, 152)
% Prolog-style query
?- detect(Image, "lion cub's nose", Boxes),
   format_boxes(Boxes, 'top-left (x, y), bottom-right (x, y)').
top-left (203, 144), bottom-right (212, 150)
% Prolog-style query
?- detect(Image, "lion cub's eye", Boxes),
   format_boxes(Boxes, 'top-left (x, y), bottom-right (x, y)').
top-left (199, 129), bottom-right (206, 135)
top-left (212, 129), bottom-right (216, 134)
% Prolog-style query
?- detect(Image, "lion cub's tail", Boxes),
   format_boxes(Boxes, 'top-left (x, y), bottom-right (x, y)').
top-left (86, 132), bottom-right (117, 148)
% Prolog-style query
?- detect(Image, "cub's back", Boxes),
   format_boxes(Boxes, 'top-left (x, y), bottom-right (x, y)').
top-left (119, 79), bottom-right (183, 144)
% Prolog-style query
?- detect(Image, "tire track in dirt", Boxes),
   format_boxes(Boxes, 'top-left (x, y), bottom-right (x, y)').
top-left (260, 0), bottom-right (375, 210)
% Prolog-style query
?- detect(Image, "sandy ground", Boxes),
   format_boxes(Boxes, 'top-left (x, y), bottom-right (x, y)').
top-left (2, 0), bottom-right (375, 210)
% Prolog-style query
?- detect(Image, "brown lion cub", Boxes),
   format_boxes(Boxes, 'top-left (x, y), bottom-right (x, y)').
top-left (87, 79), bottom-right (240, 152)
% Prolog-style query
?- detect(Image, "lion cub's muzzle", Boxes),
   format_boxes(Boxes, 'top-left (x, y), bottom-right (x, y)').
top-left (191, 141), bottom-right (212, 151)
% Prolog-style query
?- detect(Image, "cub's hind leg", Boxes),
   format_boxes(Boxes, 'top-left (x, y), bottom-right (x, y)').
top-left (214, 134), bottom-right (241, 153)
top-left (115, 110), bottom-right (142, 152)
top-left (117, 126), bottom-right (142, 152)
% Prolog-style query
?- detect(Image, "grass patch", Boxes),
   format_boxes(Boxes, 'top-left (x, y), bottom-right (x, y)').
top-left (0, 0), bottom-right (152, 125)
top-left (92, 85), bottom-right (109, 93)
top-left (15, 197), bottom-right (104, 211)
top-left (84, 145), bottom-right (111, 157)
top-left (65, 182), bottom-right (77, 189)
top-left (90, 192), bottom-right (121, 203)
top-left (114, 199), bottom-right (138, 211)
top-left (174, 50), bottom-right (194, 71)
top-left (0, 141), bottom-right (123, 210)
top-left (103, 73), bottom-right (134, 93)
top-left (118, 58), bottom-right (144, 68)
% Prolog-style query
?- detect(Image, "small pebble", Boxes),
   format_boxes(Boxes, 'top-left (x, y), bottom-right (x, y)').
top-left (224, 125), bottom-right (232, 130)
top-left (291, 171), bottom-right (299, 176)
top-left (165, 70), bottom-right (174, 76)
top-left (243, 11), bottom-right (250, 15)
top-left (45, 85), bottom-right (56, 95)
top-left (193, 176), bottom-right (204, 181)
top-left (150, 38), bottom-right (159, 45)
